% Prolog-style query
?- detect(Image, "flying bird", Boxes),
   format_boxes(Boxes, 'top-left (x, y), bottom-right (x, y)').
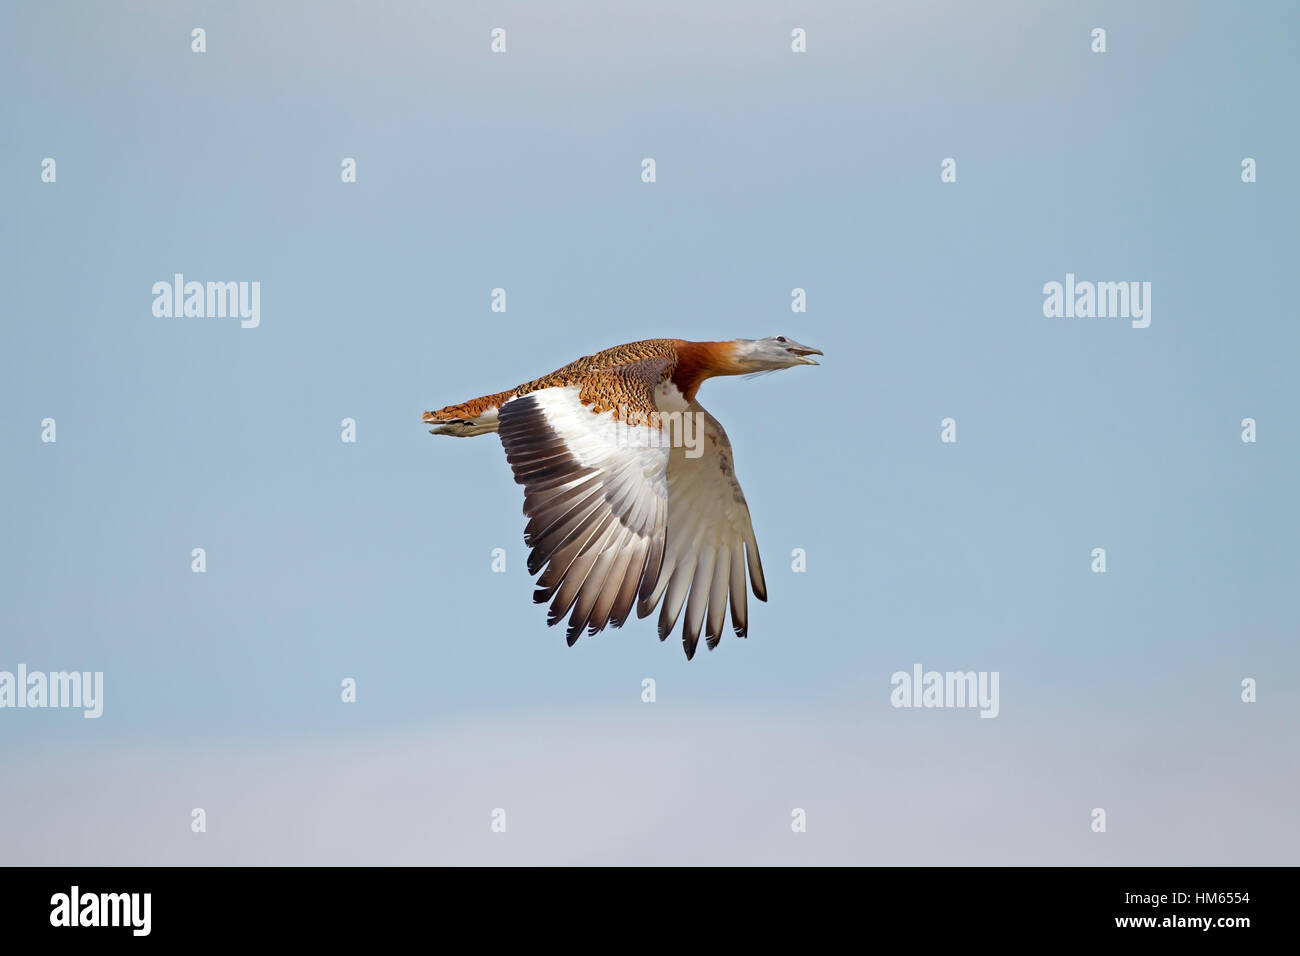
top-left (422, 336), bottom-right (822, 659)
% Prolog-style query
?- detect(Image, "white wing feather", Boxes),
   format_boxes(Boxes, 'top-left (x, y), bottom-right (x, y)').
top-left (497, 388), bottom-right (765, 658)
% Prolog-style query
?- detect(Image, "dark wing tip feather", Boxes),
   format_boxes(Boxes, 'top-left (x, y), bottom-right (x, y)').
top-left (499, 390), bottom-right (671, 653)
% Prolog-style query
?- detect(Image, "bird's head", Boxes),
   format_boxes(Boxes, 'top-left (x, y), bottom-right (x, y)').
top-left (731, 335), bottom-right (823, 371)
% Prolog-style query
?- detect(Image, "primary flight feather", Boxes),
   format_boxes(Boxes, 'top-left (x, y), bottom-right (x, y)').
top-left (422, 335), bottom-right (822, 659)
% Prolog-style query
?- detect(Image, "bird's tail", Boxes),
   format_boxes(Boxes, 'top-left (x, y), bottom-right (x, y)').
top-left (422, 390), bottom-right (513, 437)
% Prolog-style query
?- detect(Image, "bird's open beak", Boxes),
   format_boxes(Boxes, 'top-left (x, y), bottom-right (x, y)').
top-left (787, 344), bottom-right (823, 365)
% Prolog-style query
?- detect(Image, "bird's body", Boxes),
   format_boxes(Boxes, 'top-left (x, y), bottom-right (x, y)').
top-left (423, 335), bottom-right (821, 658)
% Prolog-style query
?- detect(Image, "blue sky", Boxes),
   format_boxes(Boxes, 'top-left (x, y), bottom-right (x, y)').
top-left (1, 0), bottom-right (1296, 864)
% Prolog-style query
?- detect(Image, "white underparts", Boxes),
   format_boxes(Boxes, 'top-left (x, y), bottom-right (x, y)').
top-left (654, 380), bottom-right (689, 413)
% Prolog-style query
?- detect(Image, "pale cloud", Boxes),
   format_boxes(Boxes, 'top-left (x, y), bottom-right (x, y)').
top-left (1, 711), bottom-right (1294, 865)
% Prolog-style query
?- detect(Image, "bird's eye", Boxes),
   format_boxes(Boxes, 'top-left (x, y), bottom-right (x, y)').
top-left (777, 336), bottom-right (787, 343)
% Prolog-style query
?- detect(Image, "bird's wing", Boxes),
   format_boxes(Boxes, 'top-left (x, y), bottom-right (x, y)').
top-left (497, 359), bottom-right (674, 645)
top-left (638, 401), bottom-right (767, 659)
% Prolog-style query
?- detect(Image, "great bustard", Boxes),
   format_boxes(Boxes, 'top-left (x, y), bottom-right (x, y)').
top-left (423, 336), bottom-right (823, 659)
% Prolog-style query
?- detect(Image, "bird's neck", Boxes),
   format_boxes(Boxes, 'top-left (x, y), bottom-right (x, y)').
top-left (670, 340), bottom-right (746, 402)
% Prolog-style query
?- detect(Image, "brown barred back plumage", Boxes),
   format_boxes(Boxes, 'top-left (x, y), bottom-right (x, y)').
top-left (422, 338), bottom-right (742, 427)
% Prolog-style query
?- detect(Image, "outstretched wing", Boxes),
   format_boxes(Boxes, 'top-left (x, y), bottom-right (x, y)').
top-left (496, 359), bottom-right (673, 645)
top-left (638, 402), bottom-right (767, 660)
